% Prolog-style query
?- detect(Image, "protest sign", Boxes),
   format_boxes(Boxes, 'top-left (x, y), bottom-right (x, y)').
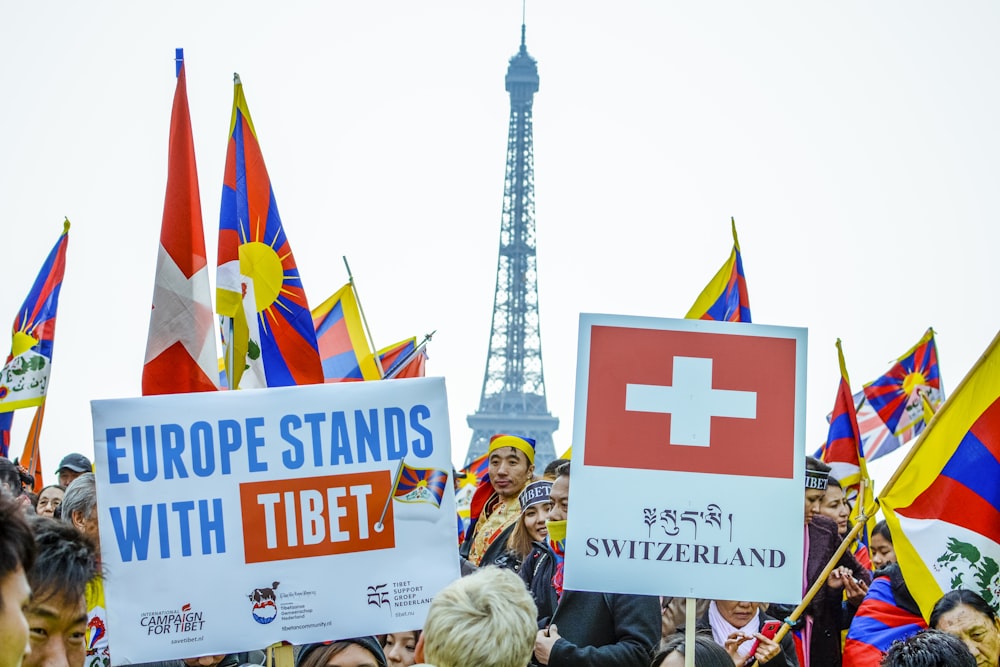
top-left (565, 314), bottom-right (807, 603)
top-left (91, 377), bottom-right (459, 664)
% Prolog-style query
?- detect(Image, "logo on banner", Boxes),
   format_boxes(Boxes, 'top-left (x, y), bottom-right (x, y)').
top-left (367, 584), bottom-right (390, 611)
top-left (585, 326), bottom-right (797, 478)
top-left (138, 602), bottom-right (206, 636)
top-left (249, 581), bottom-right (280, 624)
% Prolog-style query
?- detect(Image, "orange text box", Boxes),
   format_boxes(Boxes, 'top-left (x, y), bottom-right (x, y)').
top-left (240, 470), bottom-right (395, 564)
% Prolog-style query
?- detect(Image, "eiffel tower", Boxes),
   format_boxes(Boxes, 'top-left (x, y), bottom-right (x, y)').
top-left (465, 24), bottom-right (558, 471)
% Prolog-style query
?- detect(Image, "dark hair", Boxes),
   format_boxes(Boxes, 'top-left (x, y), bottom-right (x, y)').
top-left (0, 457), bottom-right (26, 497)
top-left (0, 496), bottom-right (36, 609)
top-left (827, 475), bottom-right (842, 489)
top-left (298, 638), bottom-right (387, 667)
top-left (555, 461), bottom-right (570, 479)
top-left (543, 458), bottom-right (568, 479)
top-left (805, 455), bottom-right (831, 474)
top-left (929, 589), bottom-right (998, 630)
top-left (880, 629), bottom-right (976, 667)
top-left (26, 515), bottom-right (99, 608)
top-left (652, 634), bottom-right (733, 667)
top-left (872, 520), bottom-right (893, 544)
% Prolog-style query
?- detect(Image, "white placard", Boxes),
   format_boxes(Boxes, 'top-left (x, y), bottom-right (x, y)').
top-left (92, 377), bottom-right (459, 664)
top-left (564, 314), bottom-right (807, 604)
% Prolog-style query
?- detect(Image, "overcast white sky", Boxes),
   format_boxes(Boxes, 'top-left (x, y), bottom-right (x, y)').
top-left (2, 2), bottom-right (998, 484)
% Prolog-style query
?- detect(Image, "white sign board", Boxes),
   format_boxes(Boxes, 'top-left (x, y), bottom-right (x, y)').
top-left (92, 378), bottom-right (459, 664)
top-left (565, 314), bottom-right (807, 603)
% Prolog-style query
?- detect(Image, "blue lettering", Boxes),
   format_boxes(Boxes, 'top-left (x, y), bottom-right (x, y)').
top-left (409, 404), bottom-right (433, 458)
top-left (385, 407), bottom-right (407, 460)
top-left (280, 414), bottom-right (304, 469)
top-left (199, 498), bottom-right (226, 555)
top-left (172, 500), bottom-right (195, 557)
top-left (355, 409), bottom-right (381, 463)
top-left (218, 420), bottom-right (242, 474)
top-left (246, 417), bottom-right (268, 472)
top-left (110, 504), bottom-right (152, 562)
top-left (157, 503), bottom-right (170, 558)
top-left (133, 426), bottom-right (158, 482)
top-left (190, 421), bottom-right (215, 477)
top-left (329, 412), bottom-right (353, 465)
top-left (304, 413), bottom-right (326, 466)
top-left (106, 428), bottom-right (128, 484)
top-left (160, 423), bottom-right (188, 480)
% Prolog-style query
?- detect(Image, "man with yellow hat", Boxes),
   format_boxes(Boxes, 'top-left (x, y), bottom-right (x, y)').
top-left (460, 434), bottom-right (536, 567)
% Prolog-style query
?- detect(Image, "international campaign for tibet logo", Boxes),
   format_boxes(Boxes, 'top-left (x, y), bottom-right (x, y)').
top-left (585, 326), bottom-right (797, 478)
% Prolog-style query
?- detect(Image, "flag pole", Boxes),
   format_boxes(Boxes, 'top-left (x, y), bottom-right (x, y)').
top-left (775, 330), bottom-right (1000, 645)
top-left (375, 459), bottom-right (406, 533)
top-left (342, 256), bottom-right (384, 378)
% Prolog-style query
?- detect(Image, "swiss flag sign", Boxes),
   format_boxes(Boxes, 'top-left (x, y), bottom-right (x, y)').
top-left (584, 322), bottom-right (799, 479)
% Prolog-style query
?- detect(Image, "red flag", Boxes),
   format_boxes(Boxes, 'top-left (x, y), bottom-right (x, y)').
top-left (143, 49), bottom-right (219, 395)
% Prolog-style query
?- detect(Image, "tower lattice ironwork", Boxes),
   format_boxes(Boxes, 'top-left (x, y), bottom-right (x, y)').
top-left (466, 25), bottom-right (558, 470)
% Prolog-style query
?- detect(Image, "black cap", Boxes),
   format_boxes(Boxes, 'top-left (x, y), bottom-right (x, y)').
top-left (297, 637), bottom-right (387, 667)
top-left (57, 453), bottom-right (92, 474)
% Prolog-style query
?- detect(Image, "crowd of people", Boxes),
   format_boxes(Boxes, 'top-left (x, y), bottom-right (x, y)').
top-left (1, 438), bottom-right (998, 667)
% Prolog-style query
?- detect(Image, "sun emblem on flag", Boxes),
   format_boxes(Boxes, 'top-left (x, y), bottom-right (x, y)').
top-left (237, 216), bottom-right (305, 333)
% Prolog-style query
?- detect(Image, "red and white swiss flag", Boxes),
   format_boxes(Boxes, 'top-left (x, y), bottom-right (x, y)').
top-left (584, 324), bottom-right (798, 479)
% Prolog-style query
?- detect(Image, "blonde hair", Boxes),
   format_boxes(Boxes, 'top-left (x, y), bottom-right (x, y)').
top-left (423, 567), bottom-right (537, 667)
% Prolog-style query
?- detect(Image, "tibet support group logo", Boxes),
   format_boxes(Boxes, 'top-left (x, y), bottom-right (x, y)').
top-left (248, 581), bottom-right (280, 624)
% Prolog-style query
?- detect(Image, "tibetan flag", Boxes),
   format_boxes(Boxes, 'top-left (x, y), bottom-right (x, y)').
top-left (379, 337), bottom-right (429, 380)
top-left (216, 74), bottom-right (324, 390)
top-left (143, 49), bottom-right (219, 396)
top-left (863, 329), bottom-right (943, 437)
top-left (818, 340), bottom-right (866, 489)
top-left (0, 221), bottom-right (69, 413)
top-left (312, 283), bottom-right (380, 382)
top-left (685, 217), bottom-right (751, 323)
top-left (880, 330), bottom-right (1000, 618)
top-left (459, 451), bottom-right (489, 488)
top-left (392, 463), bottom-right (449, 508)
top-left (843, 566), bottom-right (926, 667)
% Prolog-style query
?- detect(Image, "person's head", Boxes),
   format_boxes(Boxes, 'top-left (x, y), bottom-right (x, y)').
top-left (297, 637), bottom-right (387, 667)
top-left (881, 629), bottom-right (977, 667)
top-left (542, 458), bottom-right (568, 481)
top-left (381, 630), bottom-right (420, 667)
top-left (652, 633), bottom-right (735, 667)
top-left (0, 457), bottom-right (29, 502)
top-left (23, 516), bottom-right (99, 667)
top-left (55, 454), bottom-right (91, 489)
top-left (930, 589), bottom-right (1000, 667)
top-left (712, 600), bottom-right (761, 627)
top-left (820, 477), bottom-right (851, 536)
top-left (548, 462), bottom-right (570, 523)
top-left (417, 567), bottom-right (536, 667)
top-left (804, 456), bottom-right (831, 525)
top-left (0, 496), bottom-right (36, 667)
top-left (871, 520), bottom-right (896, 570)
top-left (487, 435), bottom-right (536, 500)
top-left (33, 486), bottom-right (64, 519)
top-left (506, 480), bottom-right (552, 558)
top-left (61, 474), bottom-right (99, 549)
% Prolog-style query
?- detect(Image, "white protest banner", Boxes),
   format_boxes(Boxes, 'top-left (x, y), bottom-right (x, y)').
top-left (91, 377), bottom-right (459, 664)
top-left (564, 314), bottom-right (807, 603)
